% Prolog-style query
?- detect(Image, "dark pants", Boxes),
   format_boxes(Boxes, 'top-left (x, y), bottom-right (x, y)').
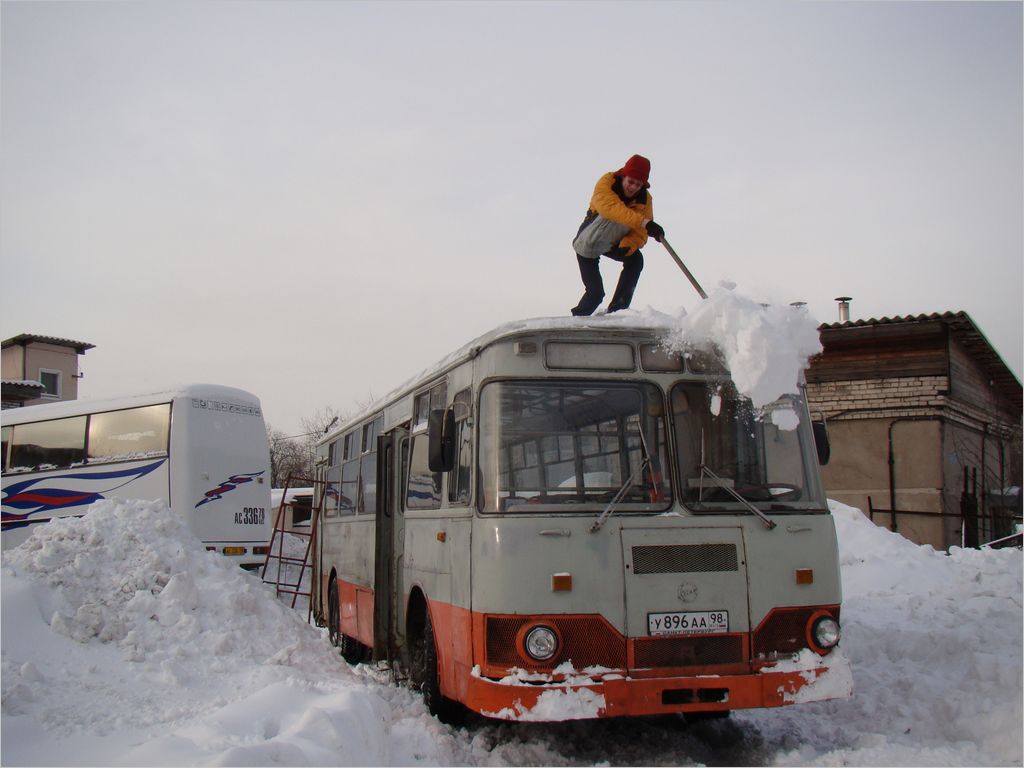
top-left (571, 248), bottom-right (644, 316)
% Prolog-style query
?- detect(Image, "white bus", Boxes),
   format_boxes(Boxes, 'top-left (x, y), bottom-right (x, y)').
top-left (311, 317), bottom-right (844, 721)
top-left (2, 383), bottom-right (272, 568)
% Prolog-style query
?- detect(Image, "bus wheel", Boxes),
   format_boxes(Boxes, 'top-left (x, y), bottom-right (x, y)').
top-left (329, 581), bottom-right (367, 663)
top-left (409, 608), bottom-right (460, 722)
top-left (340, 633), bottom-right (366, 664)
top-left (328, 581), bottom-right (342, 648)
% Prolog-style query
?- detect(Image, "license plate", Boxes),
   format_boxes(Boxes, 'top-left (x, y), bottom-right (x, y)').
top-left (648, 610), bottom-right (729, 636)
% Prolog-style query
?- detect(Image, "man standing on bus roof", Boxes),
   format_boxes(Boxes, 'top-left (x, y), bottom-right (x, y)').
top-left (571, 154), bottom-right (665, 316)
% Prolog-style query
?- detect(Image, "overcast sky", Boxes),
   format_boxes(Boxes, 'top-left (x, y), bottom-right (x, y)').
top-left (2, 0), bottom-right (1021, 437)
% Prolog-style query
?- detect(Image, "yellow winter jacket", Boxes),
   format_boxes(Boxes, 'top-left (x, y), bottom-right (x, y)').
top-left (588, 171), bottom-right (654, 256)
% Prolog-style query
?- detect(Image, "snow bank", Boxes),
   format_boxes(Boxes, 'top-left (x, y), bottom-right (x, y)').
top-left (2, 496), bottom-right (1021, 766)
top-left (1, 499), bottom-right (322, 669)
top-left (739, 500), bottom-right (1023, 766)
top-left (1, 499), bottom-right (462, 766)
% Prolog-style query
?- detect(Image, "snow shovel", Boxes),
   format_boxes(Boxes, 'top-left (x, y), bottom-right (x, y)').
top-left (660, 237), bottom-right (708, 299)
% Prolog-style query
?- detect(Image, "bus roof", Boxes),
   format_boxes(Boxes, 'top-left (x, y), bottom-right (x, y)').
top-left (321, 311), bottom-right (680, 444)
top-left (0, 383), bottom-right (263, 425)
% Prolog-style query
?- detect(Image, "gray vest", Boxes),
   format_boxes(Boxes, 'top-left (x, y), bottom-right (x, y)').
top-left (572, 215), bottom-right (630, 259)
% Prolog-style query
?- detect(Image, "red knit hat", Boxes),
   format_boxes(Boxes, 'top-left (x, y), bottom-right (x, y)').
top-left (616, 154), bottom-right (651, 188)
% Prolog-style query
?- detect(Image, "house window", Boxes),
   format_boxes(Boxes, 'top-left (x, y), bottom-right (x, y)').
top-left (39, 369), bottom-right (61, 399)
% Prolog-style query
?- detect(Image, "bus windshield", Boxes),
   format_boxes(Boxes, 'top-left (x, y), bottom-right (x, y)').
top-left (479, 381), bottom-right (672, 513)
top-left (671, 381), bottom-right (827, 513)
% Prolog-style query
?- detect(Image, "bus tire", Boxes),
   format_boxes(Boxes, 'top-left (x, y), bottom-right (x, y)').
top-left (340, 632), bottom-right (366, 664)
top-left (329, 579), bottom-right (368, 663)
top-left (328, 580), bottom-right (342, 648)
top-left (409, 607), bottom-right (460, 722)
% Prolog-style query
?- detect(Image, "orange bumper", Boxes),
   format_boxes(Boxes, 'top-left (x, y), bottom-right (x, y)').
top-left (464, 666), bottom-right (829, 721)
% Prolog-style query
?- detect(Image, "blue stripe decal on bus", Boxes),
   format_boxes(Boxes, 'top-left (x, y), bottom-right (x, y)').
top-left (194, 471), bottom-right (266, 509)
top-left (1, 459), bottom-right (167, 524)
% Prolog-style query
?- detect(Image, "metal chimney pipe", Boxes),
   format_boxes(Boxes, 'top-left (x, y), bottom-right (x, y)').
top-left (835, 296), bottom-right (852, 322)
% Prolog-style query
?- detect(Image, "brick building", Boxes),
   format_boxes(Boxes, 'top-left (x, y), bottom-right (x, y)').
top-left (805, 311), bottom-right (1022, 550)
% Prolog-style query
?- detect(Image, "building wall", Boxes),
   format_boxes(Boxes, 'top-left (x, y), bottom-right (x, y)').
top-left (1, 345), bottom-right (26, 379)
top-left (807, 331), bottom-right (1022, 550)
top-left (808, 375), bottom-right (948, 418)
top-left (943, 337), bottom-right (1021, 545)
top-left (807, 374), bottom-right (951, 549)
top-left (814, 413), bottom-right (946, 549)
top-left (948, 336), bottom-right (1012, 416)
top-left (940, 420), bottom-right (1022, 546)
top-left (19, 343), bottom-right (82, 404)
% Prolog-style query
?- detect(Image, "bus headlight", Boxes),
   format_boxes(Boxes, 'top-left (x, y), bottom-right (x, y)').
top-left (812, 616), bottom-right (841, 651)
top-left (524, 625), bottom-right (559, 661)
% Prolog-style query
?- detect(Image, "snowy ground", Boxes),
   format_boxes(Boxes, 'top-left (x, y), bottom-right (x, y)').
top-left (1, 498), bottom-right (1021, 767)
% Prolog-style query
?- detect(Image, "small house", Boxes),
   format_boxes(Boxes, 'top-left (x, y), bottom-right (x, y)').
top-left (1, 334), bottom-right (95, 409)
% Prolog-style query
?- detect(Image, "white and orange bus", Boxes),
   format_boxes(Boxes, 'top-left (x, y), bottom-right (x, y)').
top-left (311, 316), bottom-right (845, 721)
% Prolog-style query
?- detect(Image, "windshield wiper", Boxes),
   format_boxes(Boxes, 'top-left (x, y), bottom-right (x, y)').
top-left (697, 464), bottom-right (776, 530)
top-left (590, 424), bottom-right (654, 533)
top-left (697, 432), bottom-right (776, 530)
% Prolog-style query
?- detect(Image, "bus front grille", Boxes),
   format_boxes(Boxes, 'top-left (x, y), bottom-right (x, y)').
top-left (752, 606), bottom-right (841, 657)
top-left (631, 544), bottom-right (739, 574)
top-left (484, 615), bottom-right (626, 672)
top-left (632, 634), bottom-right (745, 668)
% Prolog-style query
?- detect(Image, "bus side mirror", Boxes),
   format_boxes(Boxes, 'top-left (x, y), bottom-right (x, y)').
top-left (428, 408), bottom-right (456, 472)
top-left (812, 421), bottom-right (831, 466)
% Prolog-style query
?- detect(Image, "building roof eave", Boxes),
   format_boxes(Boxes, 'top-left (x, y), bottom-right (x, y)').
top-left (817, 311), bottom-right (1022, 411)
top-left (1, 334), bottom-right (95, 354)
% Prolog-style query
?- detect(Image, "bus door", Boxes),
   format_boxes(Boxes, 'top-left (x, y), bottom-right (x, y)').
top-left (373, 427), bottom-right (408, 665)
top-left (310, 456), bottom-right (329, 624)
top-left (620, 527), bottom-right (751, 674)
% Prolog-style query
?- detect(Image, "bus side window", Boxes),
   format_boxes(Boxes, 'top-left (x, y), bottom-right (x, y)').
top-left (322, 439), bottom-right (342, 517)
top-left (407, 380), bottom-right (448, 510)
top-left (407, 432), bottom-right (442, 510)
top-left (1, 425), bottom-right (10, 472)
top-left (449, 389), bottom-right (472, 505)
top-left (400, 437), bottom-right (410, 511)
top-left (9, 416), bottom-right (87, 471)
top-left (414, 382), bottom-right (448, 430)
top-left (413, 393), bottom-right (431, 430)
top-left (340, 431), bottom-right (359, 515)
top-left (358, 416), bottom-right (383, 514)
top-left (87, 404), bottom-right (170, 464)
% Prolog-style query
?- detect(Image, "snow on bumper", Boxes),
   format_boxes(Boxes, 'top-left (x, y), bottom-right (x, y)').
top-left (470, 651), bottom-right (853, 721)
top-left (774, 647), bottom-right (854, 705)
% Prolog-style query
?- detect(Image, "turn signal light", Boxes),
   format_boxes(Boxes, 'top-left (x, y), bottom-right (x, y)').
top-left (551, 573), bottom-right (572, 592)
top-left (795, 568), bottom-right (814, 585)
